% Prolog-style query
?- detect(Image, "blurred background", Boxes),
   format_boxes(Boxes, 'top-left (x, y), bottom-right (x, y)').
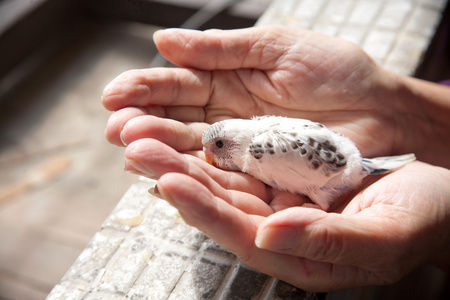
top-left (0, 0), bottom-right (449, 299)
top-left (0, 0), bottom-right (271, 298)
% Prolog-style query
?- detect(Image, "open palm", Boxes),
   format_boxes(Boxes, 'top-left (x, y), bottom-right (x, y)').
top-left (103, 26), bottom-right (403, 158)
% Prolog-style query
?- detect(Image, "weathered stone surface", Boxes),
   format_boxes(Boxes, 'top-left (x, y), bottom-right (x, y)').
top-left (257, 0), bottom-right (445, 76)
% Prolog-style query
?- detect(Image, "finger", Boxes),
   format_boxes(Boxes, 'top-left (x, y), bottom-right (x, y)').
top-left (254, 208), bottom-right (392, 288)
top-left (125, 139), bottom-right (272, 214)
top-left (157, 172), bottom-right (265, 255)
top-left (121, 115), bottom-right (207, 151)
top-left (102, 67), bottom-right (212, 111)
top-left (269, 190), bottom-right (313, 212)
top-left (106, 106), bottom-right (207, 147)
top-left (255, 207), bottom-right (400, 269)
top-left (153, 26), bottom-right (291, 70)
top-left (105, 107), bottom-right (148, 146)
top-left (143, 105), bottom-right (206, 122)
top-left (157, 174), bottom-right (369, 292)
top-left (255, 162), bottom-right (444, 264)
top-left (185, 154), bottom-right (270, 202)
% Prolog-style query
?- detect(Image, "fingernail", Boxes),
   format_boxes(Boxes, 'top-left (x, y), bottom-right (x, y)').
top-left (125, 158), bottom-right (156, 178)
top-left (124, 158), bottom-right (134, 172)
top-left (255, 227), bottom-right (298, 250)
top-left (125, 169), bottom-right (143, 176)
top-left (153, 29), bottom-right (163, 41)
top-left (155, 182), bottom-right (173, 204)
top-left (100, 94), bottom-right (106, 107)
top-left (120, 131), bottom-right (128, 146)
top-left (148, 185), bottom-right (160, 197)
top-left (125, 160), bottom-right (139, 174)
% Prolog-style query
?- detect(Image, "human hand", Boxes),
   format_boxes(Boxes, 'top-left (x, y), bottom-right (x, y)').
top-left (102, 26), bottom-right (450, 291)
top-left (102, 26), bottom-right (408, 159)
top-left (124, 136), bottom-right (450, 291)
top-left (153, 157), bottom-right (450, 291)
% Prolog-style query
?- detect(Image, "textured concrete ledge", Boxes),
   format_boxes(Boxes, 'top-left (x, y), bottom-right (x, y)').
top-left (48, 180), bottom-right (318, 299)
top-left (257, 0), bottom-right (447, 75)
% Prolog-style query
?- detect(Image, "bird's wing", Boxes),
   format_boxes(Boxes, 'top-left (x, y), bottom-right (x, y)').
top-left (247, 122), bottom-right (348, 176)
top-left (238, 117), bottom-right (366, 210)
top-left (241, 123), bottom-right (347, 204)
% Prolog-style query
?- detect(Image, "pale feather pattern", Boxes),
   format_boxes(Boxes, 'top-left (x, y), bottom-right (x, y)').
top-left (202, 116), bottom-right (416, 210)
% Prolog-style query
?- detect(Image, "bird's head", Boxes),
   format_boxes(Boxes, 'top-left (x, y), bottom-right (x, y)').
top-left (202, 119), bottom-right (252, 171)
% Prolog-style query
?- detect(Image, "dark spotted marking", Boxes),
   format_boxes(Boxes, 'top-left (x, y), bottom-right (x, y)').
top-left (299, 136), bottom-right (348, 171)
top-left (251, 148), bottom-right (263, 154)
top-left (318, 140), bottom-right (337, 153)
top-left (332, 152), bottom-right (347, 168)
top-left (250, 147), bottom-right (264, 159)
top-left (290, 140), bottom-right (305, 152)
top-left (336, 160), bottom-right (347, 167)
top-left (266, 142), bottom-right (274, 148)
top-left (311, 160), bottom-right (322, 169)
top-left (249, 141), bottom-right (270, 160)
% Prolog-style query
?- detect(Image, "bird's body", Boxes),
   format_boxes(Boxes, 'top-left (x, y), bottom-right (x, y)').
top-left (202, 116), bottom-right (415, 210)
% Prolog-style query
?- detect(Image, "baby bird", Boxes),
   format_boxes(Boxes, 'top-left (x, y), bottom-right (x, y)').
top-left (202, 116), bottom-right (415, 210)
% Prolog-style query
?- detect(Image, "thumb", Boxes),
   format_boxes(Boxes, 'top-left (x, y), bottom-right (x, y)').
top-left (255, 207), bottom-right (394, 266)
top-left (153, 26), bottom-right (288, 70)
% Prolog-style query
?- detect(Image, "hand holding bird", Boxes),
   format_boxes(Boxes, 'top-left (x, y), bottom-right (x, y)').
top-left (103, 26), bottom-right (450, 291)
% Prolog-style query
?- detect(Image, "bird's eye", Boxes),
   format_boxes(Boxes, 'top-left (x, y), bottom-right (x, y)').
top-left (215, 140), bottom-right (224, 149)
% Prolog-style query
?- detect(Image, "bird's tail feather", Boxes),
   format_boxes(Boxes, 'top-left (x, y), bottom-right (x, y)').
top-left (362, 153), bottom-right (416, 175)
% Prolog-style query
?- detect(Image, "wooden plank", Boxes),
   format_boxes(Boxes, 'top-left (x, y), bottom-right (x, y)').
top-left (0, 156), bottom-right (72, 205)
top-left (0, 227), bottom-right (84, 297)
top-left (0, 269), bottom-right (48, 300)
top-left (0, 20), bottom-right (159, 297)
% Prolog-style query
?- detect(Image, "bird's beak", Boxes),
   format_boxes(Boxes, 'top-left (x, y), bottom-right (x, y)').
top-left (203, 147), bottom-right (215, 166)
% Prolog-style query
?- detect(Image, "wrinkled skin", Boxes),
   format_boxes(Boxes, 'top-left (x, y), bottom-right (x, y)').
top-left (103, 26), bottom-right (450, 291)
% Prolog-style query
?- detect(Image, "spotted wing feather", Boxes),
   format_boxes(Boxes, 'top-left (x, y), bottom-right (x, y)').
top-left (243, 120), bottom-right (352, 207)
top-left (247, 124), bottom-right (348, 176)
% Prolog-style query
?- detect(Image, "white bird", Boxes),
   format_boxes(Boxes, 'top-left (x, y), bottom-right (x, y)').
top-left (202, 116), bottom-right (416, 210)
